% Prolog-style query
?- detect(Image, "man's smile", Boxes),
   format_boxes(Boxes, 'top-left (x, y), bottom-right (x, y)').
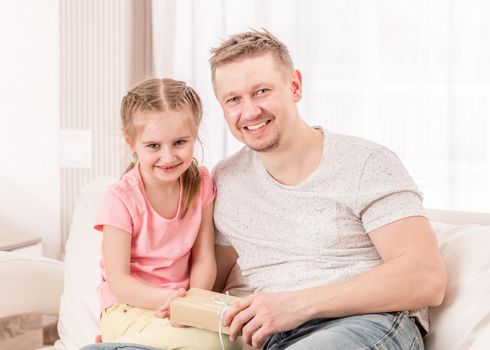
top-left (243, 119), bottom-right (272, 133)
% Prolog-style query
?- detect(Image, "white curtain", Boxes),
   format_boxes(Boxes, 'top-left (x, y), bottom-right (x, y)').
top-left (151, 0), bottom-right (490, 213)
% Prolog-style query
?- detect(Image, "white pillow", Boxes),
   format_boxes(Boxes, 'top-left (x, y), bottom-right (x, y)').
top-left (56, 177), bottom-right (115, 350)
top-left (426, 222), bottom-right (490, 350)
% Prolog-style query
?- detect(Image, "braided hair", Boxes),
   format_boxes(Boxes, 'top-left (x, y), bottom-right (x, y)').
top-left (120, 78), bottom-right (203, 217)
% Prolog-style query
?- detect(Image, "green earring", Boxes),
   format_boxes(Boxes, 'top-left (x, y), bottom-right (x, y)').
top-left (131, 153), bottom-right (138, 164)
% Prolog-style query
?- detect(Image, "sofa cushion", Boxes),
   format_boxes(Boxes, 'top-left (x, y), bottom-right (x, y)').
top-left (425, 222), bottom-right (490, 350)
top-left (56, 177), bottom-right (115, 349)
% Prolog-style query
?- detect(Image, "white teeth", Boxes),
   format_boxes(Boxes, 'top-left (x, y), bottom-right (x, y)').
top-left (246, 121), bottom-right (267, 130)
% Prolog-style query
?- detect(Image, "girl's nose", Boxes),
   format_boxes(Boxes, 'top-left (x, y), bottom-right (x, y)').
top-left (159, 147), bottom-right (176, 162)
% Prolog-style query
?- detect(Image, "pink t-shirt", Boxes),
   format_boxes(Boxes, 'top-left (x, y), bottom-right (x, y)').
top-left (94, 165), bottom-right (215, 311)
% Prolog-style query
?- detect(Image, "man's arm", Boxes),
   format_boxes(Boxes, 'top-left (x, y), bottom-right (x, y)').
top-left (224, 216), bottom-right (447, 348)
top-left (213, 244), bottom-right (238, 293)
top-left (304, 216), bottom-right (447, 316)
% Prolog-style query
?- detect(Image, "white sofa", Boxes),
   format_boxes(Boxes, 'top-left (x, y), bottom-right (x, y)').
top-left (1, 177), bottom-right (490, 350)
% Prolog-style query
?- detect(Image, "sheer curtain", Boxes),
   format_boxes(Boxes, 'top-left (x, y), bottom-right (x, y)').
top-left (151, 0), bottom-right (490, 213)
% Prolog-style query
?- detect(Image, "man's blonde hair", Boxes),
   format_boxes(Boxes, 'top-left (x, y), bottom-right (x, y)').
top-left (209, 29), bottom-right (293, 82)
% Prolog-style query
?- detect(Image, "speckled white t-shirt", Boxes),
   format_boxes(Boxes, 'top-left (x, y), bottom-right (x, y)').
top-left (213, 130), bottom-right (428, 332)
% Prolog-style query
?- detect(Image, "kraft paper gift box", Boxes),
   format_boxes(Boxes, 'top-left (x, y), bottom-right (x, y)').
top-left (169, 288), bottom-right (242, 334)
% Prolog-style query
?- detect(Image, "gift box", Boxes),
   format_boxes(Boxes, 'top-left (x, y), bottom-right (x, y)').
top-left (169, 288), bottom-right (242, 334)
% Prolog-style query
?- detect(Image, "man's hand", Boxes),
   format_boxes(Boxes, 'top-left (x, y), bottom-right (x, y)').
top-left (223, 291), bottom-right (309, 349)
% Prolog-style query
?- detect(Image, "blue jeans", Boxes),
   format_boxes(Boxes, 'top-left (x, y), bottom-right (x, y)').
top-left (80, 344), bottom-right (158, 350)
top-left (80, 312), bottom-right (423, 350)
top-left (263, 312), bottom-right (423, 350)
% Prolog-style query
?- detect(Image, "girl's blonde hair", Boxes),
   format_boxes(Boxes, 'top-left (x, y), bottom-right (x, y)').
top-left (120, 78), bottom-right (203, 217)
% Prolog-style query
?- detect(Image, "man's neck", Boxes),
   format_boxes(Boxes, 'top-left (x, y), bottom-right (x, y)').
top-left (259, 123), bottom-right (324, 186)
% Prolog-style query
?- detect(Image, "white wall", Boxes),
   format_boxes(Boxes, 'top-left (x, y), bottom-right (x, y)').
top-left (59, 0), bottom-right (151, 253)
top-left (0, 0), bottom-right (60, 258)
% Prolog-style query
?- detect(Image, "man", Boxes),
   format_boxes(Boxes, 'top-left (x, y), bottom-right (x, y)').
top-left (210, 29), bottom-right (447, 349)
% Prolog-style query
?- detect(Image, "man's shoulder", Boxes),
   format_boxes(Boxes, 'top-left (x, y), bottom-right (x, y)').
top-left (326, 131), bottom-right (395, 159)
top-left (212, 146), bottom-right (254, 181)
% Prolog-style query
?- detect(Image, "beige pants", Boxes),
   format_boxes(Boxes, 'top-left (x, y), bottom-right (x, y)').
top-left (100, 304), bottom-right (243, 350)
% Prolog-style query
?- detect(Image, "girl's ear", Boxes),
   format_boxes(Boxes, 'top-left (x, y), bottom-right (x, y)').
top-left (123, 132), bottom-right (135, 152)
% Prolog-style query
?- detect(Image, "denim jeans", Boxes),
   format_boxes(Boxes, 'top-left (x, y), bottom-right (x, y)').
top-left (80, 344), bottom-right (158, 350)
top-left (80, 312), bottom-right (423, 350)
top-left (262, 312), bottom-right (423, 350)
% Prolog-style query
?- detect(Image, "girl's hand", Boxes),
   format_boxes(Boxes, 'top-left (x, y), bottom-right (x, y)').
top-left (155, 288), bottom-right (186, 319)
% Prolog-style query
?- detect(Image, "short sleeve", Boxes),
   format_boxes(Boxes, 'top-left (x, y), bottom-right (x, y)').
top-left (94, 188), bottom-right (133, 234)
top-left (355, 148), bottom-right (426, 233)
top-left (200, 167), bottom-right (216, 209)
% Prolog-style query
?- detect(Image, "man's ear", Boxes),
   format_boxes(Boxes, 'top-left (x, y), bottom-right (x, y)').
top-left (290, 69), bottom-right (302, 102)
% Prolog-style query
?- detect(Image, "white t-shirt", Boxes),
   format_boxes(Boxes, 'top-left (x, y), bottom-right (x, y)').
top-left (213, 130), bottom-right (428, 332)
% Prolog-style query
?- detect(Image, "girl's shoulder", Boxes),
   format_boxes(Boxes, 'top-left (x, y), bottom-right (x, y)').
top-left (198, 165), bottom-right (211, 178)
top-left (198, 166), bottom-right (215, 205)
top-left (106, 168), bottom-right (143, 202)
top-left (198, 166), bottom-right (214, 187)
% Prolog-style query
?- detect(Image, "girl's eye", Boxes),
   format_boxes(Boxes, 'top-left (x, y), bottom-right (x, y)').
top-left (174, 140), bottom-right (187, 146)
top-left (147, 143), bottom-right (160, 149)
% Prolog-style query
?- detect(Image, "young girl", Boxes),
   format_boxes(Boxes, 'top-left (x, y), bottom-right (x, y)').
top-left (93, 78), bottom-right (241, 350)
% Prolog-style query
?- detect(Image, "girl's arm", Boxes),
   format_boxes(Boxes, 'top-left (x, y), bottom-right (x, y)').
top-left (102, 225), bottom-right (183, 310)
top-left (189, 202), bottom-right (217, 290)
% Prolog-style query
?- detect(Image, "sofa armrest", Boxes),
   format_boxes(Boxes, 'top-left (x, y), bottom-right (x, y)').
top-left (0, 252), bottom-right (64, 318)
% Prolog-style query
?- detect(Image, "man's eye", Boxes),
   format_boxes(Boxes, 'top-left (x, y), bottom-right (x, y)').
top-left (226, 97), bottom-right (238, 103)
top-left (256, 88), bottom-right (269, 95)
top-left (147, 144), bottom-right (160, 149)
top-left (174, 140), bottom-right (186, 146)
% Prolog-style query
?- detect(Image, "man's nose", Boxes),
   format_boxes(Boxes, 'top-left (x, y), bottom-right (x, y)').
top-left (241, 99), bottom-right (262, 120)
